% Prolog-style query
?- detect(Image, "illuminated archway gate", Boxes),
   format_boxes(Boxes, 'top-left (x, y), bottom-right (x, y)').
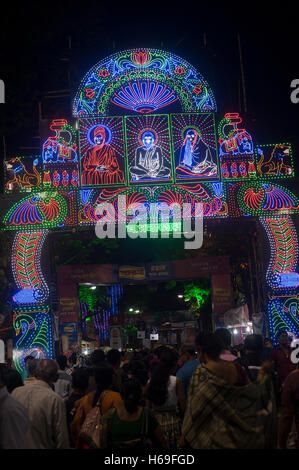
top-left (1, 48), bottom-right (299, 373)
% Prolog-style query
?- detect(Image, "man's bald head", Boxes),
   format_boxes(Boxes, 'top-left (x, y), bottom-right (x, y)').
top-left (36, 359), bottom-right (58, 385)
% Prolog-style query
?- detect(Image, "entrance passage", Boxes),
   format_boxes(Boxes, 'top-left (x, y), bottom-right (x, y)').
top-left (77, 279), bottom-right (212, 353)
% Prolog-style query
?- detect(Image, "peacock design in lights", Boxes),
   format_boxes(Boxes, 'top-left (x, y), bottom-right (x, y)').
top-left (111, 80), bottom-right (178, 114)
top-left (13, 312), bottom-right (50, 373)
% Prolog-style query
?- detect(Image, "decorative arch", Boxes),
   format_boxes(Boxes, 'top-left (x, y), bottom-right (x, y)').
top-left (1, 47), bottom-right (299, 372)
top-left (73, 48), bottom-right (217, 116)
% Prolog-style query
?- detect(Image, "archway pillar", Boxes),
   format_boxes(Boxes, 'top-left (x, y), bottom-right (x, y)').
top-left (260, 216), bottom-right (299, 344)
top-left (10, 230), bottom-right (53, 375)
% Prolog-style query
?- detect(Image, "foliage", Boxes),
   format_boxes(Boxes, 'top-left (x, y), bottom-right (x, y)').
top-left (78, 285), bottom-right (108, 312)
top-left (183, 281), bottom-right (210, 318)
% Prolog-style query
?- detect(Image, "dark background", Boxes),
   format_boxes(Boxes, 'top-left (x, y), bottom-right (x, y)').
top-left (0, 1), bottom-right (298, 169)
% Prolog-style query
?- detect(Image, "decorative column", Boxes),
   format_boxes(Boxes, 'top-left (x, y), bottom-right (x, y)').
top-left (260, 216), bottom-right (299, 344)
top-left (11, 230), bottom-right (53, 374)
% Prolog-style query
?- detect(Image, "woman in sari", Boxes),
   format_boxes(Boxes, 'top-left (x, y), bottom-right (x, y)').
top-left (70, 362), bottom-right (123, 447)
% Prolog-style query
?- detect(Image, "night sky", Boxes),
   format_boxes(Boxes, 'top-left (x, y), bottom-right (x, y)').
top-left (0, 2), bottom-right (298, 174)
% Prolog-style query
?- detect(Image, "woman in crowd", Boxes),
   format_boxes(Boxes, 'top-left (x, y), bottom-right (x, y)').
top-left (100, 378), bottom-right (166, 449)
top-left (70, 362), bottom-right (123, 447)
top-left (146, 349), bottom-right (186, 449)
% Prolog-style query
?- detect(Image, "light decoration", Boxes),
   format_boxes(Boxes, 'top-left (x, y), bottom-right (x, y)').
top-left (4, 156), bottom-right (42, 193)
top-left (42, 119), bottom-right (78, 163)
top-left (77, 182), bottom-right (228, 226)
top-left (267, 297), bottom-right (299, 345)
top-left (218, 113), bottom-right (254, 156)
top-left (125, 114), bottom-right (172, 183)
top-left (79, 117), bottom-right (126, 187)
top-left (111, 80), bottom-right (178, 113)
top-left (256, 143), bottom-right (294, 179)
top-left (72, 48), bottom-right (216, 116)
top-left (12, 307), bottom-right (53, 374)
top-left (11, 231), bottom-right (49, 305)
top-left (220, 156), bottom-right (256, 180)
top-left (3, 193), bottom-right (69, 230)
top-left (171, 113), bottom-right (219, 180)
top-left (42, 120), bottom-right (79, 190)
top-left (260, 217), bottom-right (298, 292)
top-left (108, 284), bottom-right (123, 315)
top-left (1, 47), bottom-right (299, 350)
top-left (236, 182), bottom-right (299, 216)
top-left (93, 310), bottom-right (111, 340)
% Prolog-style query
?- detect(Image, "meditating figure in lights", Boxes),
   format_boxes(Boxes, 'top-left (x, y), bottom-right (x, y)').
top-left (130, 130), bottom-right (171, 181)
top-left (176, 128), bottom-right (217, 178)
top-left (82, 125), bottom-right (124, 185)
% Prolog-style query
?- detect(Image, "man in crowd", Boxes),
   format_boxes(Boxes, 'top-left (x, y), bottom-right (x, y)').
top-left (0, 363), bottom-right (29, 449)
top-left (180, 332), bottom-right (277, 449)
top-left (12, 359), bottom-right (70, 449)
top-left (215, 328), bottom-right (248, 385)
top-left (176, 343), bottom-right (200, 397)
top-left (55, 354), bottom-right (72, 398)
top-left (240, 334), bottom-right (264, 382)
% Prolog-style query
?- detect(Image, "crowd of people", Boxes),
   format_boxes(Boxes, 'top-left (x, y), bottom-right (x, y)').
top-left (0, 328), bottom-right (299, 450)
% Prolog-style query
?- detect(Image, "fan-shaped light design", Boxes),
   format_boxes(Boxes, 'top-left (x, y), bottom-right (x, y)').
top-left (111, 80), bottom-right (178, 113)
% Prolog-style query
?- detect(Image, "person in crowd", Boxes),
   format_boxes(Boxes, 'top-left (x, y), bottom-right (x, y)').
top-left (85, 349), bottom-right (106, 392)
top-left (65, 367), bottom-right (90, 447)
top-left (263, 337), bottom-right (274, 360)
top-left (140, 348), bottom-right (151, 369)
top-left (65, 367), bottom-right (90, 426)
top-left (146, 349), bottom-right (186, 449)
top-left (3, 368), bottom-right (23, 393)
top-left (90, 349), bottom-right (105, 366)
top-left (180, 332), bottom-right (277, 449)
top-left (127, 359), bottom-right (149, 405)
top-left (55, 354), bottom-right (72, 399)
top-left (279, 362), bottom-right (299, 449)
top-left (71, 362), bottom-right (123, 447)
top-left (107, 349), bottom-right (123, 392)
top-left (100, 378), bottom-right (166, 449)
top-left (176, 344), bottom-right (200, 397)
top-left (68, 352), bottom-right (78, 374)
top-left (240, 334), bottom-right (264, 382)
top-left (270, 330), bottom-right (296, 386)
top-left (122, 351), bottom-right (134, 366)
top-left (12, 359), bottom-right (70, 449)
top-left (23, 355), bottom-right (35, 381)
top-left (24, 359), bottom-right (40, 385)
top-left (215, 328), bottom-right (248, 385)
top-left (0, 364), bottom-right (29, 449)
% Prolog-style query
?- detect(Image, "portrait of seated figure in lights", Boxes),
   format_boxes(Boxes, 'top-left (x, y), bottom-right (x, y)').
top-left (176, 128), bottom-right (217, 178)
top-left (130, 130), bottom-right (171, 182)
top-left (81, 125), bottom-right (125, 185)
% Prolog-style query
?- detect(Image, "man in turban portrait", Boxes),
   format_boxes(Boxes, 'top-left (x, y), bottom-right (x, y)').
top-left (82, 125), bottom-right (124, 185)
